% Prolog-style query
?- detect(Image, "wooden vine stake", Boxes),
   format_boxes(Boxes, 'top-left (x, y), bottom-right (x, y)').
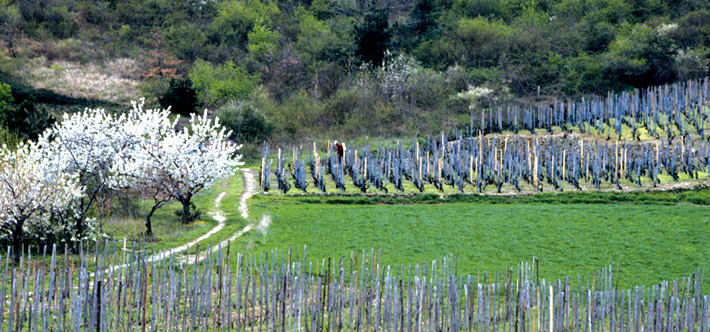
top-left (342, 143), bottom-right (347, 167)
top-left (364, 156), bottom-right (367, 179)
top-left (562, 149), bottom-right (566, 181)
top-left (549, 285), bottom-right (554, 332)
top-left (580, 140), bottom-right (584, 168)
top-left (260, 150), bottom-right (265, 188)
top-left (469, 155), bottom-right (474, 184)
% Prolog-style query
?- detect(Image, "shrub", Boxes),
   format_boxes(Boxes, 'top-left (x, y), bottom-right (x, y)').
top-left (159, 77), bottom-right (199, 116)
top-left (164, 23), bottom-right (207, 62)
top-left (174, 202), bottom-right (201, 222)
top-left (189, 60), bottom-right (259, 105)
top-left (0, 126), bottom-right (18, 148)
top-left (247, 24), bottom-right (280, 59)
top-left (17, 100), bottom-right (55, 140)
top-left (673, 47), bottom-right (710, 81)
top-left (295, 10), bottom-right (338, 62)
top-left (0, 83), bottom-right (11, 114)
top-left (673, 9), bottom-right (710, 49)
top-left (141, 77), bottom-right (169, 106)
top-left (323, 88), bottom-right (358, 127)
top-left (208, 0), bottom-right (280, 52)
top-left (45, 5), bottom-right (76, 38)
top-left (0, 92), bottom-right (56, 141)
top-left (218, 101), bottom-right (272, 143)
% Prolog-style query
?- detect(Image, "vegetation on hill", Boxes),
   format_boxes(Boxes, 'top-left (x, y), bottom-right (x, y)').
top-left (1, 0), bottom-right (709, 144)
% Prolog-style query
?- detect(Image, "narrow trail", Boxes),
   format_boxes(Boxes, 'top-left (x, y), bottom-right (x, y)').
top-left (239, 168), bottom-right (257, 219)
top-left (181, 168), bottom-right (270, 264)
top-left (94, 168), bottom-right (262, 275)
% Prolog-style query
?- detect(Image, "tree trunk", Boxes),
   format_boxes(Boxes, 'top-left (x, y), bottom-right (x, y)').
top-left (145, 212), bottom-right (154, 237)
top-left (68, 215), bottom-right (84, 253)
top-left (8, 38), bottom-right (15, 57)
top-left (12, 218), bottom-right (25, 264)
top-left (145, 202), bottom-right (165, 237)
top-left (179, 193), bottom-right (194, 223)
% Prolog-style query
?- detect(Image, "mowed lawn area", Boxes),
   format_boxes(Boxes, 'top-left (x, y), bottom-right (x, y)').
top-left (241, 194), bottom-right (710, 289)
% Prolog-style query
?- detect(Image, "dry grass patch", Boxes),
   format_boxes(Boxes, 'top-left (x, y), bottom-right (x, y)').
top-left (18, 56), bottom-right (142, 104)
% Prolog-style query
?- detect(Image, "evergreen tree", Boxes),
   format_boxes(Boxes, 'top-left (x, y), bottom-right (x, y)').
top-left (159, 77), bottom-right (199, 116)
top-left (411, 0), bottom-right (438, 36)
top-left (354, 9), bottom-right (391, 66)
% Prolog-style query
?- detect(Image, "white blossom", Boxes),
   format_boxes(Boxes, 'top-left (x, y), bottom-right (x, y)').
top-left (452, 85), bottom-right (503, 110)
top-left (113, 109), bottom-right (244, 223)
top-left (0, 143), bottom-right (82, 261)
top-left (656, 23), bottom-right (678, 36)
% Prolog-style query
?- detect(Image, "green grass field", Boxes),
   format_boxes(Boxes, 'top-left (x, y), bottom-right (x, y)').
top-left (236, 192), bottom-right (710, 290)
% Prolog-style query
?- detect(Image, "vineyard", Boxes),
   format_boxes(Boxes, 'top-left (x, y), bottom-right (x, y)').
top-left (0, 242), bottom-right (708, 332)
top-left (4, 0), bottom-right (710, 328)
top-left (260, 78), bottom-right (710, 194)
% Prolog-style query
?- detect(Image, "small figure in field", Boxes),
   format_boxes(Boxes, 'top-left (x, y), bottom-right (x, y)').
top-left (334, 141), bottom-right (344, 159)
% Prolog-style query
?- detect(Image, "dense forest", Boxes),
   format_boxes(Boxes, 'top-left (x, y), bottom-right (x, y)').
top-left (0, 0), bottom-right (709, 143)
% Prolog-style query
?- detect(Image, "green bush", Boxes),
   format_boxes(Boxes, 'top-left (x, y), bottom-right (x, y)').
top-left (295, 10), bottom-right (338, 63)
top-left (203, 0), bottom-right (280, 62)
top-left (164, 23), bottom-right (207, 62)
top-left (673, 10), bottom-right (710, 49)
top-left (174, 203), bottom-right (201, 222)
top-left (141, 77), bottom-right (169, 107)
top-left (217, 101), bottom-right (273, 143)
top-left (159, 77), bottom-right (199, 116)
top-left (0, 83), bottom-right (19, 146)
top-left (0, 126), bottom-right (19, 148)
top-left (45, 5), bottom-right (76, 38)
top-left (673, 47), bottom-right (710, 81)
top-left (323, 88), bottom-right (358, 128)
top-left (0, 83), bottom-right (12, 113)
top-left (0, 96), bottom-right (56, 141)
top-left (189, 60), bottom-right (259, 106)
top-left (247, 24), bottom-right (280, 59)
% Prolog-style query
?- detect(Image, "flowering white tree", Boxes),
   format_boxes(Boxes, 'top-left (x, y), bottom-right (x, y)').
top-left (31, 99), bottom-right (241, 238)
top-left (115, 110), bottom-right (243, 228)
top-left (35, 99), bottom-right (172, 242)
top-left (0, 143), bottom-right (82, 262)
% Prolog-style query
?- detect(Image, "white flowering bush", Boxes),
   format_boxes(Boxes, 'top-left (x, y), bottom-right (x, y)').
top-left (352, 51), bottom-right (424, 119)
top-left (452, 84), bottom-right (510, 111)
top-left (655, 23), bottom-right (679, 37)
top-left (453, 85), bottom-right (494, 110)
top-left (0, 143), bottom-right (82, 262)
top-left (673, 48), bottom-right (710, 81)
top-left (114, 110), bottom-right (244, 226)
top-left (374, 51), bottom-right (420, 103)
